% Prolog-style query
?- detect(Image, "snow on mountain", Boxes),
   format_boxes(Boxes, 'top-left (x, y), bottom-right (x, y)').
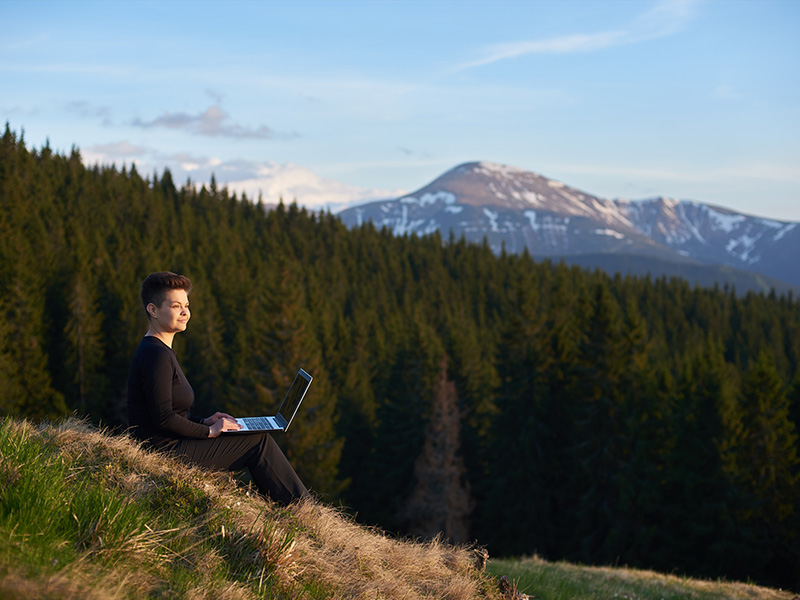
top-left (340, 161), bottom-right (675, 259)
top-left (337, 161), bottom-right (800, 289)
top-left (619, 197), bottom-right (800, 285)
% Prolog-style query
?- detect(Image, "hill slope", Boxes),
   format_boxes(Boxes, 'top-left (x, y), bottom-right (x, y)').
top-left (0, 418), bottom-right (501, 600)
top-left (1, 418), bottom-right (794, 600)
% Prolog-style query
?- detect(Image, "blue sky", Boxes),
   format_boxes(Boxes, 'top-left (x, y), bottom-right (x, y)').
top-left (3, 0), bottom-right (799, 219)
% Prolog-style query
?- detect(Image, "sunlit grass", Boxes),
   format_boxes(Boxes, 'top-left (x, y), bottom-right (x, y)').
top-left (488, 555), bottom-right (796, 600)
top-left (0, 417), bottom-right (499, 599)
top-left (0, 417), bottom-right (327, 598)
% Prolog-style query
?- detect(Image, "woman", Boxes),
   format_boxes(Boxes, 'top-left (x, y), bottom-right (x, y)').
top-left (126, 271), bottom-right (309, 505)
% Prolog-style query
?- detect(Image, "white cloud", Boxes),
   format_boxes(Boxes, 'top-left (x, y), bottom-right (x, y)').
top-left (77, 145), bottom-right (402, 210)
top-left (457, 0), bottom-right (696, 70)
top-left (224, 162), bottom-right (405, 211)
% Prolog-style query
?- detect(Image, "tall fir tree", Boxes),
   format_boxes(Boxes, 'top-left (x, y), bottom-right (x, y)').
top-left (363, 314), bottom-right (444, 532)
top-left (64, 269), bottom-right (106, 419)
top-left (729, 351), bottom-right (800, 584)
top-left (400, 356), bottom-right (473, 543)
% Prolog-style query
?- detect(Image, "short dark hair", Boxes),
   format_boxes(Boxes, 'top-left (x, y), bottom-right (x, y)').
top-left (140, 272), bottom-right (192, 315)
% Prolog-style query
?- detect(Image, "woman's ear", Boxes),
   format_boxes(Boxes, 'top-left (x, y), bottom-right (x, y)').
top-left (146, 303), bottom-right (157, 319)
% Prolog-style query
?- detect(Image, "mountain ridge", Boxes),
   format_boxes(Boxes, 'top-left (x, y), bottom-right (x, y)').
top-left (337, 161), bottom-right (800, 292)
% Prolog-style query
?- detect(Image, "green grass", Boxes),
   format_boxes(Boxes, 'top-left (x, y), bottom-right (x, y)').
top-left (487, 556), bottom-right (796, 600)
top-left (0, 418), bottom-right (318, 599)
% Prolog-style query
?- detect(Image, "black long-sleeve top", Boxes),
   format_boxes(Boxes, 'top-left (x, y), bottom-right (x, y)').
top-left (126, 336), bottom-right (209, 448)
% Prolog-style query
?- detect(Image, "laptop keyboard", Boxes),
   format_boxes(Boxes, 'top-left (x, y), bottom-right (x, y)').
top-left (242, 416), bottom-right (277, 430)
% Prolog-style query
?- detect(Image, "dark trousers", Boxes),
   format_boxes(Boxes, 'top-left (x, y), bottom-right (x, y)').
top-left (171, 433), bottom-right (308, 505)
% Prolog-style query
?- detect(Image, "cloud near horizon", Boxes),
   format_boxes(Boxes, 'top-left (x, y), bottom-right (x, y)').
top-left (131, 105), bottom-right (297, 140)
top-left (77, 146), bottom-right (403, 210)
top-left (457, 0), bottom-right (696, 70)
top-left (87, 140), bottom-right (148, 157)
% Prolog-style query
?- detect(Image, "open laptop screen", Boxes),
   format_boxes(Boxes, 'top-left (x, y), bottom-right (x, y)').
top-left (278, 368), bottom-right (313, 431)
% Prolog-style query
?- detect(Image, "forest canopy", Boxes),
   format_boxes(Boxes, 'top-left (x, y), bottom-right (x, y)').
top-left (1, 125), bottom-right (798, 590)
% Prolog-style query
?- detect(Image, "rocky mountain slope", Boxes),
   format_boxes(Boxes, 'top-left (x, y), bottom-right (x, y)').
top-left (621, 197), bottom-right (799, 287)
top-left (337, 162), bottom-right (799, 291)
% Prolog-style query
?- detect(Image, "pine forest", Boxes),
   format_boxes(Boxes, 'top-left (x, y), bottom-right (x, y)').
top-left (1, 126), bottom-right (798, 590)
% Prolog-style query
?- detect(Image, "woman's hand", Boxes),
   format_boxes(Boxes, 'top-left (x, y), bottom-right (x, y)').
top-left (204, 412), bottom-right (235, 426)
top-left (207, 416), bottom-right (242, 438)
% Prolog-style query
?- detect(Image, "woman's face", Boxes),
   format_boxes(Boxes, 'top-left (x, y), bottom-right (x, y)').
top-left (149, 289), bottom-right (191, 333)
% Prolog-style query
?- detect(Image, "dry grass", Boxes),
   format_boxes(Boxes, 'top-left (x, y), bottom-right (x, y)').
top-left (286, 501), bottom-right (487, 599)
top-left (0, 418), bottom-right (502, 600)
top-left (9, 417), bottom-right (790, 600)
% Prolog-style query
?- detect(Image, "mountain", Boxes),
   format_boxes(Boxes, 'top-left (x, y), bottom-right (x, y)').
top-left (337, 162), bottom-right (800, 293)
top-left (621, 197), bottom-right (800, 287)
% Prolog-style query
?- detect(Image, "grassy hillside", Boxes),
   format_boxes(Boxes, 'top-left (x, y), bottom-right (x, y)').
top-left (488, 558), bottom-right (797, 600)
top-left (0, 417), bottom-right (794, 600)
top-left (0, 418), bottom-right (500, 599)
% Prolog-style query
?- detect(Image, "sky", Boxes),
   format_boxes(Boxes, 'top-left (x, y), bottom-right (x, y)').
top-left (2, 0), bottom-right (799, 220)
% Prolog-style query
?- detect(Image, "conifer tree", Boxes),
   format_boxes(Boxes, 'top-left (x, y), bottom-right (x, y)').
top-left (478, 269), bottom-right (548, 555)
top-left (0, 246), bottom-right (67, 419)
top-left (182, 282), bottom-right (228, 418)
top-left (334, 318), bottom-right (381, 510)
top-left (64, 269), bottom-right (106, 418)
top-left (261, 257), bottom-right (343, 497)
top-left (401, 356), bottom-right (473, 543)
top-left (570, 280), bottom-right (627, 563)
top-left (364, 314), bottom-right (443, 531)
top-left (650, 339), bottom-right (740, 576)
top-left (0, 299), bottom-right (24, 414)
top-left (729, 351), bottom-right (799, 580)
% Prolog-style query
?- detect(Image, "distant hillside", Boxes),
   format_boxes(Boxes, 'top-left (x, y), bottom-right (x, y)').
top-left (337, 161), bottom-right (800, 292)
top-left (549, 253), bottom-right (796, 296)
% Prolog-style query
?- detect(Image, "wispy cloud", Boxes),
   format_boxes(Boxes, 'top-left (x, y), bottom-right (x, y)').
top-left (87, 140), bottom-right (148, 157)
top-left (131, 105), bottom-right (298, 140)
top-left (456, 0), bottom-right (696, 70)
top-left (552, 160), bottom-right (800, 189)
top-left (396, 146), bottom-right (434, 160)
top-left (1, 105), bottom-right (41, 117)
top-left (205, 88), bottom-right (225, 105)
top-left (66, 101), bottom-right (112, 126)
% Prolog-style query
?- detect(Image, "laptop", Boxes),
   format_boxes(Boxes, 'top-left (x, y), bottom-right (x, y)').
top-left (230, 368), bottom-right (313, 433)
